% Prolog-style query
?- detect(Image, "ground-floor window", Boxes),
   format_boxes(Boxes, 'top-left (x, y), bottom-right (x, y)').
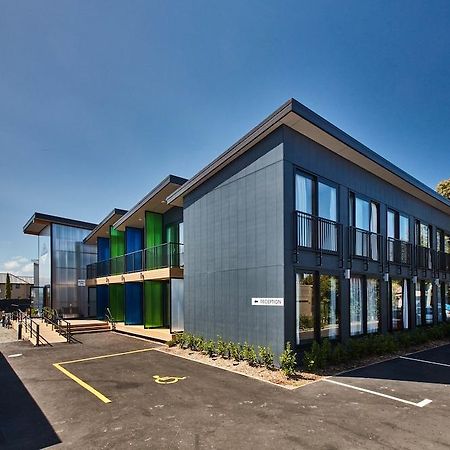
top-left (320, 275), bottom-right (340, 340)
top-left (424, 281), bottom-right (433, 325)
top-left (390, 279), bottom-right (409, 331)
top-left (415, 283), bottom-right (422, 326)
top-left (296, 272), bottom-right (314, 345)
top-left (446, 284), bottom-right (450, 322)
top-left (350, 277), bottom-right (363, 336)
top-left (437, 282), bottom-right (443, 323)
top-left (296, 271), bottom-right (340, 344)
top-left (367, 278), bottom-right (380, 333)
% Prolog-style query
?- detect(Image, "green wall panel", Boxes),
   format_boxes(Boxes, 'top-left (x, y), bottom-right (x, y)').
top-left (109, 284), bottom-right (125, 322)
top-left (145, 212), bottom-right (163, 248)
top-left (143, 281), bottom-right (168, 328)
top-left (110, 227), bottom-right (125, 258)
top-left (165, 223), bottom-right (179, 243)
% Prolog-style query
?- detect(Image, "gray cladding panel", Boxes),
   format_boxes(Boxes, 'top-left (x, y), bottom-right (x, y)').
top-left (184, 130), bottom-right (285, 355)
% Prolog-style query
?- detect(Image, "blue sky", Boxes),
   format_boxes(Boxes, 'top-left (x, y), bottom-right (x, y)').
top-left (1, 0), bottom-right (449, 275)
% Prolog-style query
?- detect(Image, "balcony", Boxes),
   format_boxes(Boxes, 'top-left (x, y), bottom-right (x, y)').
top-left (348, 226), bottom-right (383, 270)
top-left (387, 237), bottom-right (412, 267)
top-left (415, 245), bottom-right (433, 271)
top-left (295, 211), bottom-right (342, 264)
top-left (87, 243), bottom-right (184, 280)
top-left (434, 250), bottom-right (450, 274)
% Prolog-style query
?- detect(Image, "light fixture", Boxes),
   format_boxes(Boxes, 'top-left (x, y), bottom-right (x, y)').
top-left (344, 269), bottom-right (351, 280)
top-left (412, 276), bottom-right (418, 285)
top-left (435, 278), bottom-right (440, 286)
top-left (383, 273), bottom-right (389, 282)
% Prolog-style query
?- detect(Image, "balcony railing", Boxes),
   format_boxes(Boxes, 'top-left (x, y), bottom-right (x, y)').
top-left (415, 245), bottom-right (433, 270)
top-left (387, 237), bottom-right (412, 266)
top-left (348, 227), bottom-right (383, 263)
top-left (295, 211), bottom-right (341, 254)
top-left (86, 243), bottom-right (184, 279)
top-left (434, 250), bottom-right (450, 273)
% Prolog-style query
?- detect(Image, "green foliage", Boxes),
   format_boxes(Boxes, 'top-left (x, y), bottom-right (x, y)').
top-left (258, 346), bottom-right (274, 369)
top-left (5, 273), bottom-right (11, 300)
top-left (436, 178), bottom-right (450, 200)
top-left (280, 342), bottom-right (297, 377)
top-left (246, 346), bottom-right (259, 366)
top-left (302, 323), bottom-right (450, 371)
top-left (216, 337), bottom-right (228, 358)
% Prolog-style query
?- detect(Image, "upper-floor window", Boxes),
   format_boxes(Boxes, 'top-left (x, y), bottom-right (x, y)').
top-left (349, 193), bottom-right (379, 259)
top-left (415, 220), bottom-right (432, 269)
top-left (387, 210), bottom-right (410, 264)
top-left (295, 172), bottom-right (338, 252)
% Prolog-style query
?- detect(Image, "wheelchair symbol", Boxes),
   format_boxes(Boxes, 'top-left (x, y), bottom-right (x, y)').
top-left (153, 375), bottom-right (186, 384)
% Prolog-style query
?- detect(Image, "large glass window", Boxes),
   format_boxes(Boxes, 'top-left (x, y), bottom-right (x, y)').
top-left (350, 277), bottom-right (363, 336)
top-left (367, 278), bottom-right (380, 333)
top-left (445, 283), bottom-right (450, 321)
top-left (437, 282), bottom-right (443, 322)
top-left (295, 174), bottom-right (313, 214)
top-left (296, 273), bottom-right (314, 345)
top-left (391, 279), bottom-right (404, 331)
top-left (415, 283), bottom-right (422, 326)
top-left (320, 275), bottom-right (340, 340)
top-left (424, 281), bottom-right (433, 325)
top-left (350, 194), bottom-right (379, 259)
top-left (318, 182), bottom-right (337, 221)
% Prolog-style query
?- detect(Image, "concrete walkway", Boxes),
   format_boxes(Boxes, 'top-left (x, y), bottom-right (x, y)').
top-left (0, 325), bottom-right (18, 344)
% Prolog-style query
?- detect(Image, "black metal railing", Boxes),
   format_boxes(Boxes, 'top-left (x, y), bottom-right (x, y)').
top-left (86, 242), bottom-right (184, 279)
top-left (42, 307), bottom-right (72, 343)
top-left (415, 245), bottom-right (433, 270)
top-left (348, 226), bottom-right (383, 262)
top-left (295, 211), bottom-right (341, 254)
top-left (387, 237), bottom-right (412, 266)
top-left (434, 250), bottom-right (450, 273)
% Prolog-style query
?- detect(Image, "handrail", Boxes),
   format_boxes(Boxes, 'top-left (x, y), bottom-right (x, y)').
top-left (105, 307), bottom-right (116, 331)
top-left (42, 308), bottom-right (72, 343)
top-left (16, 310), bottom-right (52, 347)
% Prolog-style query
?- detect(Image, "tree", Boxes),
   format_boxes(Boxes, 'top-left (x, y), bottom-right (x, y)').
top-left (5, 273), bottom-right (11, 300)
top-left (436, 178), bottom-right (450, 200)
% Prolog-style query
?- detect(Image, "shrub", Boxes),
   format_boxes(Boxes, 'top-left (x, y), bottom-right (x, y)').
top-left (230, 342), bottom-right (242, 361)
top-left (216, 337), bottom-right (227, 358)
top-left (303, 341), bottom-right (321, 371)
top-left (167, 339), bottom-right (176, 347)
top-left (246, 346), bottom-right (259, 366)
top-left (258, 346), bottom-right (274, 369)
top-left (204, 340), bottom-right (216, 357)
top-left (241, 342), bottom-right (252, 361)
top-left (280, 342), bottom-right (297, 377)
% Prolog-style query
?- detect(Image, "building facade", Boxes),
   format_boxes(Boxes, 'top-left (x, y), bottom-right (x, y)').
top-left (84, 175), bottom-right (186, 333)
top-left (24, 213), bottom-right (97, 317)
top-left (0, 273), bottom-right (33, 300)
top-left (167, 99), bottom-right (450, 357)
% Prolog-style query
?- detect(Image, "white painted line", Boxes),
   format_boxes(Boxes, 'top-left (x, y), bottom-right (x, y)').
top-left (400, 356), bottom-right (450, 368)
top-left (324, 378), bottom-right (432, 408)
top-left (8, 353), bottom-right (22, 358)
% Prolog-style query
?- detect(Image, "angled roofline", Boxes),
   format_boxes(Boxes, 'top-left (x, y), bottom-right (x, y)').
top-left (166, 98), bottom-right (450, 212)
top-left (83, 208), bottom-right (128, 244)
top-left (23, 212), bottom-right (97, 235)
top-left (112, 174), bottom-right (188, 229)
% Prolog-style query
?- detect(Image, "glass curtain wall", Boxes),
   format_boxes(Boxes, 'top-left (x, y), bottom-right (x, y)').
top-left (51, 224), bottom-right (96, 317)
top-left (37, 225), bottom-right (51, 312)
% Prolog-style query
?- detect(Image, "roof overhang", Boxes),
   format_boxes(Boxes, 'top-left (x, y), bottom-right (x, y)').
top-left (113, 175), bottom-right (187, 231)
top-left (167, 99), bottom-right (450, 215)
top-left (83, 209), bottom-right (128, 245)
top-left (23, 212), bottom-right (97, 236)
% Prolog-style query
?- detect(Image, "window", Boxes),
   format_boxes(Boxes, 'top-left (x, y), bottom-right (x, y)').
top-left (424, 281), bottom-right (433, 325)
top-left (415, 284), bottom-right (422, 326)
top-left (445, 284), bottom-right (450, 321)
top-left (295, 172), bottom-right (338, 252)
top-left (295, 272), bottom-right (340, 344)
top-left (390, 279), bottom-right (409, 331)
top-left (415, 221), bottom-right (433, 269)
top-left (320, 275), bottom-right (340, 340)
top-left (387, 210), bottom-right (410, 264)
top-left (437, 282), bottom-right (443, 323)
top-left (350, 193), bottom-right (379, 259)
top-left (296, 272), bottom-right (314, 345)
top-left (367, 278), bottom-right (380, 333)
top-left (350, 277), bottom-right (363, 336)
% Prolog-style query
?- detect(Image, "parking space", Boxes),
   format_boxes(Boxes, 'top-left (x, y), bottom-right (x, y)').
top-left (1, 334), bottom-right (449, 449)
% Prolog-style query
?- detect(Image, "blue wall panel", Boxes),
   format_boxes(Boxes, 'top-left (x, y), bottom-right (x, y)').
top-left (125, 282), bottom-right (143, 325)
top-left (126, 227), bottom-right (144, 272)
top-left (96, 285), bottom-right (109, 320)
top-left (97, 237), bottom-right (110, 262)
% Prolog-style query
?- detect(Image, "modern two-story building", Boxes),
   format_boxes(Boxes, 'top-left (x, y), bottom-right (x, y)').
top-left (166, 99), bottom-right (450, 357)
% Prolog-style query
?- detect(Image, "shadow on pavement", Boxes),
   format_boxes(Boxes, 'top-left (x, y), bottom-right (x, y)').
top-left (0, 352), bottom-right (61, 449)
top-left (337, 345), bottom-right (450, 385)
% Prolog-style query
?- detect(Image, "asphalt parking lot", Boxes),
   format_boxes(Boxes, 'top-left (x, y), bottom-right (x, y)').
top-left (0, 333), bottom-right (449, 449)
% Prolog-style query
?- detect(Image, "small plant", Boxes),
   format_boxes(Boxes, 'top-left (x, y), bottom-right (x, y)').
top-left (246, 346), bottom-right (259, 366)
top-left (167, 339), bottom-right (176, 347)
top-left (258, 346), bottom-right (274, 369)
top-left (231, 342), bottom-right (242, 361)
top-left (204, 340), bottom-right (216, 357)
top-left (216, 337), bottom-right (227, 358)
top-left (280, 342), bottom-right (297, 377)
top-left (241, 342), bottom-right (252, 361)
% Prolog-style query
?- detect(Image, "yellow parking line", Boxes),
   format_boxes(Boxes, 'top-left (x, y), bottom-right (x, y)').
top-left (53, 363), bottom-right (112, 404)
top-left (56, 347), bottom-right (156, 365)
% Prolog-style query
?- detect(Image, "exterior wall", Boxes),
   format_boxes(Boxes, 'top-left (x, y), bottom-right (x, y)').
top-left (283, 125), bottom-right (450, 345)
top-left (0, 283), bottom-right (31, 300)
top-left (183, 128), bottom-right (286, 356)
top-left (51, 224), bottom-right (96, 317)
